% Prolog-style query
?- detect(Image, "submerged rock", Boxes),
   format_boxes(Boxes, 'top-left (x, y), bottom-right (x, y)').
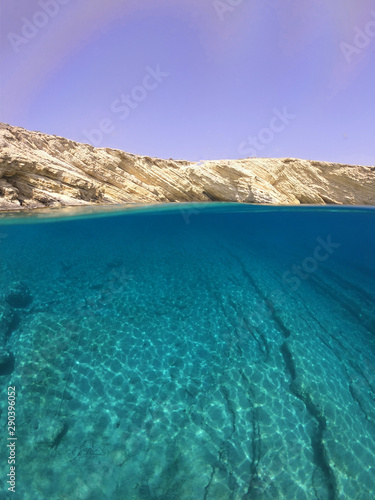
top-left (0, 301), bottom-right (17, 339)
top-left (0, 348), bottom-right (10, 365)
top-left (36, 419), bottom-right (68, 449)
top-left (5, 281), bottom-right (33, 308)
top-left (0, 349), bottom-right (15, 375)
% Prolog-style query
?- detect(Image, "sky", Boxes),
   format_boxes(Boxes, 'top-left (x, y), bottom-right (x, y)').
top-left (1, 0), bottom-right (374, 165)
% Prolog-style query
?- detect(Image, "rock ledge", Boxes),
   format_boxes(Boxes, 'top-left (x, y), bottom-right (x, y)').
top-left (1, 122), bottom-right (374, 210)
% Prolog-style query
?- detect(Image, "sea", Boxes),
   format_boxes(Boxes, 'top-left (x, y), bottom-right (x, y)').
top-left (0, 203), bottom-right (374, 500)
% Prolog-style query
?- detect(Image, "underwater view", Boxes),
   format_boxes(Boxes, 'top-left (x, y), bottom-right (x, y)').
top-left (0, 203), bottom-right (374, 500)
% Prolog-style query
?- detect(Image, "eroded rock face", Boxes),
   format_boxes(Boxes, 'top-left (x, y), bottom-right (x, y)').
top-left (0, 122), bottom-right (374, 210)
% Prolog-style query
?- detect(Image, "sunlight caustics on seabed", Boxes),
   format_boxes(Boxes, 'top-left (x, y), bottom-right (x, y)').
top-left (0, 203), bottom-right (374, 500)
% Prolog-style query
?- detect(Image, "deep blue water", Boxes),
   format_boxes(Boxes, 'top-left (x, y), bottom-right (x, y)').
top-left (0, 203), bottom-right (374, 500)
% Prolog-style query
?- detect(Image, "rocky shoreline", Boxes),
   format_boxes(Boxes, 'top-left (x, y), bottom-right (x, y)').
top-left (1, 122), bottom-right (374, 211)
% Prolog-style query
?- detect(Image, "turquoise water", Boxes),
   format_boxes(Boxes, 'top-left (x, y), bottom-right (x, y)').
top-left (0, 203), bottom-right (374, 500)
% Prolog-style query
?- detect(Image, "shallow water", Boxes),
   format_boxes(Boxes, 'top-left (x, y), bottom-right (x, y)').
top-left (0, 203), bottom-right (374, 500)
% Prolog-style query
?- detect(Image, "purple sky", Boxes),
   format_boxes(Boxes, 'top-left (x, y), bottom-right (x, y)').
top-left (1, 0), bottom-right (374, 165)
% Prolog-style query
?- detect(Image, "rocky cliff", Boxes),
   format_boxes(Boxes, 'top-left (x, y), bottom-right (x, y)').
top-left (0, 122), bottom-right (374, 210)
